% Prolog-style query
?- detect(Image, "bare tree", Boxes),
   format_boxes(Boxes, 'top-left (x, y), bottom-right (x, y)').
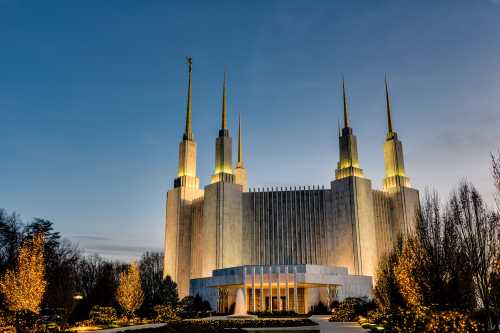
top-left (0, 210), bottom-right (23, 272)
top-left (416, 191), bottom-right (476, 309)
top-left (490, 152), bottom-right (500, 320)
top-left (75, 255), bottom-right (104, 300)
top-left (451, 182), bottom-right (500, 327)
top-left (492, 152), bottom-right (500, 208)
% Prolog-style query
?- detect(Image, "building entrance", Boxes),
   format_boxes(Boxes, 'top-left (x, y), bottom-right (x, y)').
top-left (265, 296), bottom-right (286, 311)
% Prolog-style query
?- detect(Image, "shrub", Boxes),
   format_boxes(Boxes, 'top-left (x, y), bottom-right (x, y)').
top-left (154, 305), bottom-right (179, 322)
top-left (309, 301), bottom-right (330, 315)
top-left (366, 309), bottom-right (386, 324)
top-left (384, 306), bottom-right (429, 332)
top-left (248, 310), bottom-right (303, 318)
top-left (329, 297), bottom-right (374, 322)
top-left (376, 307), bottom-right (485, 333)
top-left (177, 294), bottom-right (212, 319)
top-left (425, 310), bottom-right (483, 333)
top-left (89, 305), bottom-right (117, 325)
top-left (0, 310), bottom-right (41, 333)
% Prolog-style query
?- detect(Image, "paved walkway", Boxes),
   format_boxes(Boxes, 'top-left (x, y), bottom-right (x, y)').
top-left (84, 323), bottom-right (166, 333)
top-left (83, 316), bottom-right (366, 333)
top-left (309, 315), bottom-right (367, 333)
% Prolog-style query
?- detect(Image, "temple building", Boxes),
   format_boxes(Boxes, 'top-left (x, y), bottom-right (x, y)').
top-left (163, 59), bottom-right (420, 313)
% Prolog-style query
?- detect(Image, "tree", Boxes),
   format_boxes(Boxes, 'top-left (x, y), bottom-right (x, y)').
top-left (0, 233), bottom-right (46, 312)
top-left (91, 261), bottom-right (124, 307)
top-left (491, 152), bottom-right (500, 319)
top-left (394, 236), bottom-right (430, 307)
top-left (23, 219), bottom-right (61, 257)
top-left (116, 261), bottom-right (144, 316)
top-left (0, 209), bottom-right (22, 273)
top-left (43, 239), bottom-right (81, 316)
top-left (159, 275), bottom-right (179, 307)
top-left (374, 190), bottom-right (478, 312)
top-left (139, 252), bottom-right (178, 315)
top-left (70, 257), bottom-right (124, 323)
top-left (493, 152), bottom-right (500, 208)
top-left (450, 182), bottom-right (500, 328)
top-left (416, 192), bottom-right (476, 309)
top-left (75, 255), bottom-right (104, 300)
top-left (374, 240), bottom-right (405, 311)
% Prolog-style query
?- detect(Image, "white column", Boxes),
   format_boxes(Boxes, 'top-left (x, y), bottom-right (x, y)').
top-left (252, 267), bottom-right (256, 312)
top-left (268, 266), bottom-right (273, 312)
top-left (293, 266), bottom-right (298, 313)
top-left (260, 266), bottom-right (264, 311)
top-left (242, 266), bottom-right (247, 311)
top-left (285, 266), bottom-right (289, 311)
top-left (277, 266), bottom-right (281, 311)
top-left (217, 288), bottom-right (220, 313)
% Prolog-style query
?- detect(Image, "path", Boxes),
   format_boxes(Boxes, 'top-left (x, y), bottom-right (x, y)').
top-left (82, 316), bottom-right (367, 333)
top-left (309, 315), bottom-right (367, 333)
top-left (83, 323), bottom-right (166, 333)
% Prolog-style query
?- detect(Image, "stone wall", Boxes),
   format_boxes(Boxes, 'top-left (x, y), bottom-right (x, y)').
top-left (242, 187), bottom-right (330, 266)
top-left (202, 182), bottom-right (243, 277)
top-left (330, 177), bottom-right (378, 277)
top-left (163, 186), bottom-right (203, 298)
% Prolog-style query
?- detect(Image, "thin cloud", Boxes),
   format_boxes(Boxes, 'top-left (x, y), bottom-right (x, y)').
top-left (71, 235), bottom-right (111, 241)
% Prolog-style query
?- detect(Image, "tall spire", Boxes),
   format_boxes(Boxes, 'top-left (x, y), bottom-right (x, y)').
top-left (385, 75), bottom-right (394, 135)
top-left (233, 112), bottom-right (248, 191)
top-left (212, 71), bottom-right (233, 183)
top-left (342, 77), bottom-right (349, 128)
top-left (174, 57), bottom-right (200, 189)
top-left (183, 57), bottom-right (193, 141)
top-left (337, 117), bottom-right (341, 138)
top-left (335, 77), bottom-right (364, 180)
top-left (237, 113), bottom-right (244, 167)
top-left (382, 75), bottom-right (411, 190)
top-left (221, 71), bottom-right (228, 130)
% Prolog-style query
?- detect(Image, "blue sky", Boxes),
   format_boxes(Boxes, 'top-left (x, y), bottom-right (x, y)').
top-left (1, 0), bottom-right (499, 261)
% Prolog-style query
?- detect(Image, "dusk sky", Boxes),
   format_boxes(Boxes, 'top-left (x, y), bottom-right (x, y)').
top-left (1, 0), bottom-right (499, 261)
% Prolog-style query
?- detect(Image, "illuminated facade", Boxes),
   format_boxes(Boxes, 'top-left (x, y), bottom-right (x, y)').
top-left (163, 60), bottom-right (420, 313)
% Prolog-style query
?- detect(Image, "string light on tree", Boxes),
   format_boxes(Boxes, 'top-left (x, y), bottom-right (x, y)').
top-left (116, 261), bottom-right (144, 316)
top-left (0, 233), bottom-right (46, 313)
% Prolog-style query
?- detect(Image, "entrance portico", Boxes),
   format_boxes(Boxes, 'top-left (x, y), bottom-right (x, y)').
top-left (190, 264), bottom-right (373, 314)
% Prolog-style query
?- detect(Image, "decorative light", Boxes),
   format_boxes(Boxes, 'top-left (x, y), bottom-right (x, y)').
top-left (116, 261), bottom-right (144, 315)
top-left (0, 233), bottom-right (46, 313)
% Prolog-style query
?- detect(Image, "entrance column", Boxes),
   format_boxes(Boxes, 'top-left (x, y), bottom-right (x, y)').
top-left (242, 266), bottom-right (247, 310)
top-left (217, 288), bottom-right (221, 313)
top-left (268, 266), bottom-right (273, 312)
top-left (285, 266), bottom-right (289, 311)
top-left (293, 266), bottom-right (298, 313)
top-left (277, 266), bottom-right (281, 311)
top-left (260, 266), bottom-right (264, 311)
top-left (252, 267), bottom-right (256, 312)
